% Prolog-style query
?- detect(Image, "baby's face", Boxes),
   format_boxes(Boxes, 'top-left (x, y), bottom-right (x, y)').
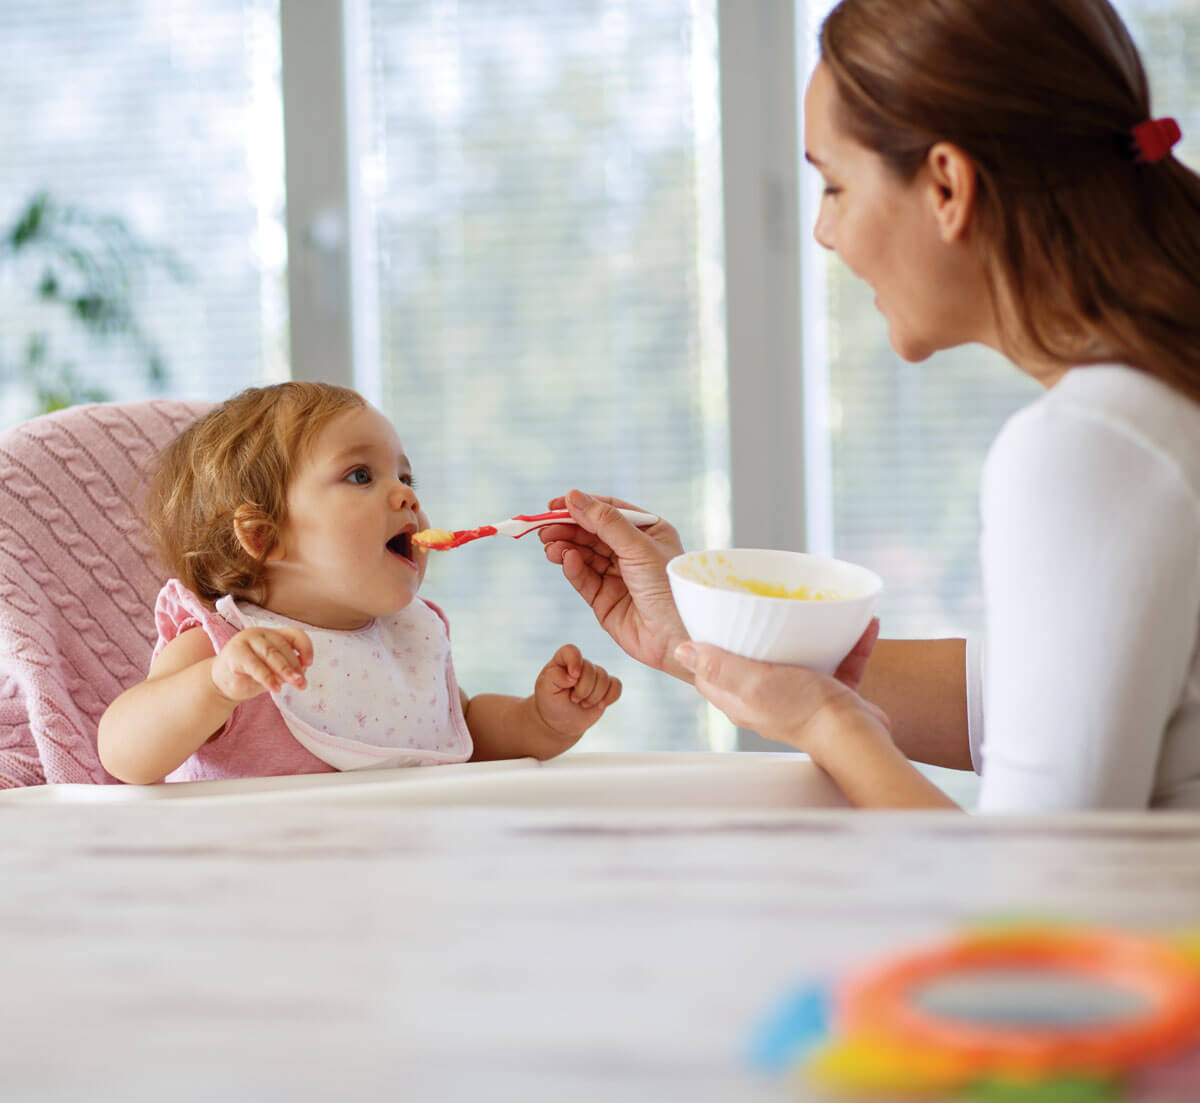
top-left (263, 404), bottom-right (432, 629)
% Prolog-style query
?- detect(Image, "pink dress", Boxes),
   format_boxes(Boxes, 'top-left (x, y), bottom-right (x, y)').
top-left (152, 580), bottom-right (470, 782)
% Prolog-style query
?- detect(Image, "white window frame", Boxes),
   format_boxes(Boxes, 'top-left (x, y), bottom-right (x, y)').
top-left (279, 0), bottom-right (379, 400)
top-left (717, 0), bottom-right (808, 559)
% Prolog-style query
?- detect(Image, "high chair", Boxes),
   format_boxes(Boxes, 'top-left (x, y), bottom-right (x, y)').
top-left (0, 399), bottom-right (209, 786)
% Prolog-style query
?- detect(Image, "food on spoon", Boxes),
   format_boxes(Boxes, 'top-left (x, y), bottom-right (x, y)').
top-left (412, 528), bottom-right (455, 549)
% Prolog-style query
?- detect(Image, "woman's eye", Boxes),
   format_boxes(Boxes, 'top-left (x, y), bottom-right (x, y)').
top-left (346, 466), bottom-right (372, 486)
top-left (823, 185), bottom-right (842, 198)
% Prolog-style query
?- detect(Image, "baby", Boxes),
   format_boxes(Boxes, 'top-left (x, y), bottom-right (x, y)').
top-left (99, 382), bottom-right (621, 784)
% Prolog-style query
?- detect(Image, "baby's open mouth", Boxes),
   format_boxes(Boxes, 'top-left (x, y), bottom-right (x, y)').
top-left (386, 532), bottom-right (413, 560)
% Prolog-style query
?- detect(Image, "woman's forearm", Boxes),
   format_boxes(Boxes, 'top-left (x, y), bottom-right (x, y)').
top-left (98, 659), bottom-right (236, 784)
top-left (808, 701), bottom-right (961, 809)
top-left (856, 638), bottom-right (973, 771)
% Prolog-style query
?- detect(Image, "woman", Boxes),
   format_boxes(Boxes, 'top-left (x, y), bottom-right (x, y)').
top-left (540, 0), bottom-right (1200, 811)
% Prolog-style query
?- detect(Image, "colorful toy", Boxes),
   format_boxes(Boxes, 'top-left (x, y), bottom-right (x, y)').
top-left (749, 922), bottom-right (1200, 1100)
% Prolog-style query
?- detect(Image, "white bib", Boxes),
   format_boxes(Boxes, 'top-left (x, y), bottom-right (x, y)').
top-left (215, 596), bottom-right (473, 771)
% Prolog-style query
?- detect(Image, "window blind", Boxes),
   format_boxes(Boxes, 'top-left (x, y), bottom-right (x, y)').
top-left (360, 0), bottom-right (730, 749)
top-left (0, 0), bottom-right (285, 425)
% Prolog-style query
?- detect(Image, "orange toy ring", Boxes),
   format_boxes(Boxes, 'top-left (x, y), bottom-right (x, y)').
top-left (838, 927), bottom-right (1200, 1077)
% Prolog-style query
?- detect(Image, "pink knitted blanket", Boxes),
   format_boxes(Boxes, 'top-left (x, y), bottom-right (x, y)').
top-left (0, 399), bottom-right (208, 786)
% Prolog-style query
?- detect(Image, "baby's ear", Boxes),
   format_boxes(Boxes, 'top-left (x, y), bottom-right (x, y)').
top-left (233, 505), bottom-right (282, 562)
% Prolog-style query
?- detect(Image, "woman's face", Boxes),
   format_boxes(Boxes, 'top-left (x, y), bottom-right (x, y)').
top-left (803, 62), bottom-right (993, 362)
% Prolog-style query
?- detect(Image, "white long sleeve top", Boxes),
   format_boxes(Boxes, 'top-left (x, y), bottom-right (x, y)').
top-left (966, 365), bottom-right (1200, 811)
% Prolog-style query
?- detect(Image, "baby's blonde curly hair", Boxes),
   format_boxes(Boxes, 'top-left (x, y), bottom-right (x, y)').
top-left (145, 382), bottom-right (366, 605)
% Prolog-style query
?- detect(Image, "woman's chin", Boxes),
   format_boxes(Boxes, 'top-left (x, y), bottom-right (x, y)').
top-left (887, 327), bottom-right (937, 363)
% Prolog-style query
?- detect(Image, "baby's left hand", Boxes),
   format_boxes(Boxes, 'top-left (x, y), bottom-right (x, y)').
top-left (534, 643), bottom-right (622, 744)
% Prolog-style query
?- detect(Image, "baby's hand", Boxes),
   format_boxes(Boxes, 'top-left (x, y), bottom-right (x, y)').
top-left (211, 627), bottom-right (314, 703)
top-left (533, 644), bottom-right (622, 744)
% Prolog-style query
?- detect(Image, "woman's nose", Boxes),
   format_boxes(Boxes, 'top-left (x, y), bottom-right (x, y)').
top-left (813, 210), bottom-right (834, 252)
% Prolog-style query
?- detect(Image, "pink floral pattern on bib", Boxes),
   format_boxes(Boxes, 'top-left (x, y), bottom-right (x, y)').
top-left (215, 596), bottom-right (472, 770)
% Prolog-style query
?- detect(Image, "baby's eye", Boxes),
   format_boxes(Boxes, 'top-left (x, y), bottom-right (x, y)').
top-left (345, 466), bottom-right (372, 486)
top-left (400, 473), bottom-right (417, 488)
top-left (822, 185), bottom-right (842, 198)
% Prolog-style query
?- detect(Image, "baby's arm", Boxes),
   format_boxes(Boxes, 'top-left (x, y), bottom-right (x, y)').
top-left (98, 625), bottom-right (312, 784)
top-left (464, 644), bottom-right (621, 761)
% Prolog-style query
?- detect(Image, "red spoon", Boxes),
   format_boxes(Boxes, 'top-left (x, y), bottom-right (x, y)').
top-left (413, 508), bottom-right (658, 550)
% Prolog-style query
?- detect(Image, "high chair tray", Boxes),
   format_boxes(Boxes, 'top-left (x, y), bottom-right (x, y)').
top-left (0, 751), bottom-right (848, 809)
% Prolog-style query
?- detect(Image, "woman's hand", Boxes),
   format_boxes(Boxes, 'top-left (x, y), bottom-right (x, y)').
top-left (675, 620), bottom-right (959, 809)
top-left (672, 619), bottom-right (892, 755)
top-left (539, 489), bottom-right (692, 680)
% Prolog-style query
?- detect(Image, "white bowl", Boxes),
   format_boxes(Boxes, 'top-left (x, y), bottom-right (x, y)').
top-left (666, 548), bottom-right (883, 674)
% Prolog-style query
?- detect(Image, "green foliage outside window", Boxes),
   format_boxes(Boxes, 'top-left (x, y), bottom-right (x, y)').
top-left (0, 191), bottom-right (185, 414)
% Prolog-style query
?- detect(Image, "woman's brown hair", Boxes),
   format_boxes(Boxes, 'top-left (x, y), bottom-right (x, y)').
top-left (820, 0), bottom-right (1200, 398)
top-left (145, 382), bottom-right (366, 605)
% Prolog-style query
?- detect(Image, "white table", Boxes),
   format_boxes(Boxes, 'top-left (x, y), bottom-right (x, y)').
top-left (3, 752), bottom-right (1199, 1101)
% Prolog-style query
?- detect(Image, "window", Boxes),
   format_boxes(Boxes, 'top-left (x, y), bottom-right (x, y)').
top-left (354, 0), bottom-right (731, 749)
top-left (0, 0), bottom-right (286, 425)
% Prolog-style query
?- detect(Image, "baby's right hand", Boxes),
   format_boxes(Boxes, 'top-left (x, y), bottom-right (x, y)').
top-left (211, 627), bottom-right (314, 703)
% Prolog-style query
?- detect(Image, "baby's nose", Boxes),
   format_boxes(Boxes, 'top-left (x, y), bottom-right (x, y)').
top-left (390, 480), bottom-right (419, 510)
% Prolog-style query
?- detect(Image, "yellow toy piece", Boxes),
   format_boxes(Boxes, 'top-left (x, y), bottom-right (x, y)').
top-left (804, 1037), bottom-right (974, 1094)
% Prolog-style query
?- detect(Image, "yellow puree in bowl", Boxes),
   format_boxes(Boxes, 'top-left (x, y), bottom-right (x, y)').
top-left (685, 554), bottom-right (841, 600)
top-left (725, 576), bottom-right (839, 600)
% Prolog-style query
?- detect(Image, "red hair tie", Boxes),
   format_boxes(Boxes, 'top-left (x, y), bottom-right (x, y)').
top-left (1132, 117), bottom-right (1182, 163)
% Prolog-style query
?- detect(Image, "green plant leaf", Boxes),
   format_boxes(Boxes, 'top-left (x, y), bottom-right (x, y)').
top-left (3, 189), bottom-right (183, 415)
top-left (9, 192), bottom-right (48, 250)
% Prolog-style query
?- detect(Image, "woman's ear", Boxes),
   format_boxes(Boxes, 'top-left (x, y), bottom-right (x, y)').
top-left (232, 505), bottom-right (283, 563)
top-left (925, 141), bottom-right (977, 244)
